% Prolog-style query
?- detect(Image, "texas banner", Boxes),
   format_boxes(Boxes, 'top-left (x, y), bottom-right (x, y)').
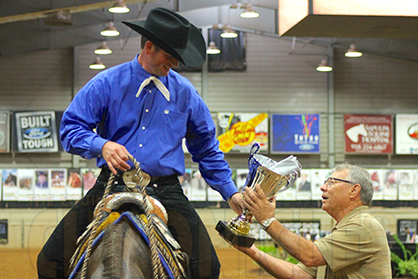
top-left (270, 114), bottom-right (320, 154)
top-left (344, 114), bottom-right (393, 154)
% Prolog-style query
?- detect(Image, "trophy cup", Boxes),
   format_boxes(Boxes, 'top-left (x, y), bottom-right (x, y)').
top-left (216, 143), bottom-right (302, 247)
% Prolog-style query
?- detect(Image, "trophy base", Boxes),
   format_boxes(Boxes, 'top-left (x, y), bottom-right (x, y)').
top-left (216, 221), bottom-right (256, 248)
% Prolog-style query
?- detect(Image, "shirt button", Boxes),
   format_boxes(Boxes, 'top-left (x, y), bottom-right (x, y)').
top-left (145, 109), bottom-right (149, 112)
top-left (148, 90), bottom-right (152, 93)
top-left (139, 144), bottom-right (143, 147)
top-left (142, 127), bottom-right (145, 130)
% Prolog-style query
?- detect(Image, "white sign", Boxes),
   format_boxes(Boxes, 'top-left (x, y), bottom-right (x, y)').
top-left (396, 114), bottom-right (418, 154)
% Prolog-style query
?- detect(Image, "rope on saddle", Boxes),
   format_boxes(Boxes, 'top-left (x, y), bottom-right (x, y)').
top-left (79, 156), bottom-right (177, 279)
top-left (79, 168), bottom-right (117, 279)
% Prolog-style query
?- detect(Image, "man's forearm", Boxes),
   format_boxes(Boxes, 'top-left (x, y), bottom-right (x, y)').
top-left (245, 246), bottom-right (314, 279)
top-left (265, 219), bottom-right (326, 267)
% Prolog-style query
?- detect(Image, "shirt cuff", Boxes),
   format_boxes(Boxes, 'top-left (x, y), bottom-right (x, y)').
top-left (220, 181), bottom-right (239, 201)
top-left (91, 136), bottom-right (108, 157)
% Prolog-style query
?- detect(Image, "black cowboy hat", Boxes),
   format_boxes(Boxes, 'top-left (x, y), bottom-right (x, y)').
top-left (122, 7), bottom-right (206, 68)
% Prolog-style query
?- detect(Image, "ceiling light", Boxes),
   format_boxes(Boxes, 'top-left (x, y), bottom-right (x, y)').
top-left (94, 42), bottom-right (112, 55)
top-left (207, 41), bottom-right (221, 55)
top-left (100, 22), bottom-right (120, 37)
top-left (44, 10), bottom-right (73, 26)
top-left (108, 1), bottom-right (130, 13)
top-left (240, 6), bottom-right (259, 18)
top-left (345, 44), bottom-right (363, 58)
top-left (89, 57), bottom-right (106, 70)
top-left (316, 60), bottom-right (333, 72)
top-left (220, 26), bottom-right (238, 38)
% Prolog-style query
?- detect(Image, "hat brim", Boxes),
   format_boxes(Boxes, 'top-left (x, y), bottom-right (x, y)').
top-left (122, 20), bottom-right (206, 68)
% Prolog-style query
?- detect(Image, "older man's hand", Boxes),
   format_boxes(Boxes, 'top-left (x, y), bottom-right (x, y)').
top-left (242, 184), bottom-right (276, 224)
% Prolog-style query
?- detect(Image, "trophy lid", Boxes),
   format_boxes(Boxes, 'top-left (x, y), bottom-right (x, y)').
top-left (253, 154), bottom-right (302, 177)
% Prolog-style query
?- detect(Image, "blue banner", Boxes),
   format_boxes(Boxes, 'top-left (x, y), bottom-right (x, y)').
top-left (271, 114), bottom-right (320, 153)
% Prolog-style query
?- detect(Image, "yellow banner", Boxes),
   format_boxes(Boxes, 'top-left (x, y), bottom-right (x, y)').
top-left (218, 113), bottom-right (268, 153)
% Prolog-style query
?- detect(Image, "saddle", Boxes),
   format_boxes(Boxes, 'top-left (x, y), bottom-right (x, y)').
top-left (68, 169), bottom-right (189, 279)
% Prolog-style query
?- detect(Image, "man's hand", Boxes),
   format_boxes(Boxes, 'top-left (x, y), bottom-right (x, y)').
top-left (227, 192), bottom-right (244, 215)
top-left (242, 184), bottom-right (276, 224)
top-left (219, 232), bottom-right (254, 254)
top-left (102, 141), bottom-right (132, 174)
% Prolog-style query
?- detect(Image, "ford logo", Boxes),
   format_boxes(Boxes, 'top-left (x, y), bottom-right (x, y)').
top-left (23, 128), bottom-right (51, 139)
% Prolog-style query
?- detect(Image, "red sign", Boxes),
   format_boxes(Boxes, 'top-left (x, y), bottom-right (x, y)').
top-left (344, 114), bottom-right (393, 154)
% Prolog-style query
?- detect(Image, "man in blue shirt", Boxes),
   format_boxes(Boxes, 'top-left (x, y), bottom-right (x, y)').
top-left (37, 7), bottom-right (244, 279)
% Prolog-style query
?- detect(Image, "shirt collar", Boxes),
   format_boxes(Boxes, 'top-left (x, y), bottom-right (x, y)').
top-left (131, 54), bottom-right (170, 101)
top-left (333, 205), bottom-right (369, 231)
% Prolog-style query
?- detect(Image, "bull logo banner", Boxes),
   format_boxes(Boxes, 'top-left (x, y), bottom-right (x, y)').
top-left (15, 111), bottom-right (59, 152)
top-left (271, 114), bottom-right (320, 154)
top-left (344, 114), bottom-right (393, 154)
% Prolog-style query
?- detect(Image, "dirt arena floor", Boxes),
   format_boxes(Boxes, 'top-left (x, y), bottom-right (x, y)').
top-left (0, 247), bottom-right (274, 279)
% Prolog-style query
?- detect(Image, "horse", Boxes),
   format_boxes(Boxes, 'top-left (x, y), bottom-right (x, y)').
top-left (72, 212), bottom-right (153, 278)
top-left (346, 123), bottom-right (368, 143)
top-left (67, 166), bottom-right (188, 279)
top-left (4, 173), bottom-right (17, 186)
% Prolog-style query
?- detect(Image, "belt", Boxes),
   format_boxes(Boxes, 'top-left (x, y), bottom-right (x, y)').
top-left (98, 167), bottom-right (179, 187)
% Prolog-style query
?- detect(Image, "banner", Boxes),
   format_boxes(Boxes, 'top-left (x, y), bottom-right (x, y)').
top-left (271, 114), bottom-right (320, 153)
top-left (0, 111), bottom-right (10, 152)
top-left (2, 169), bottom-right (18, 201)
top-left (344, 114), bottom-right (393, 154)
top-left (397, 220), bottom-right (417, 243)
top-left (0, 220), bottom-right (7, 244)
top-left (14, 111), bottom-right (59, 152)
top-left (217, 112), bottom-right (268, 153)
top-left (395, 114), bottom-right (418, 154)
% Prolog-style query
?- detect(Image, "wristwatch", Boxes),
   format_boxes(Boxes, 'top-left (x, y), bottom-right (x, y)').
top-left (261, 217), bottom-right (276, 231)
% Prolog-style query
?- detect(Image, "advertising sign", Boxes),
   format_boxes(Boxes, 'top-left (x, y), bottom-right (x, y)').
top-left (0, 111), bottom-right (9, 152)
top-left (397, 219), bottom-right (417, 243)
top-left (271, 114), bottom-right (320, 154)
top-left (0, 220), bottom-right (8, 244)
top-left (344, 114), bottom-right (393, 154)
top-left (217, 112), bottom-right (268, 153)
top-left (15, 111), bottom-right (58, 152)
top-left (395, 114), bottom-right (418, 154)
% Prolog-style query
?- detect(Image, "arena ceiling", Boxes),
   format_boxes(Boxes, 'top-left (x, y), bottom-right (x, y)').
top-left (1, 0), bottom-right (418, 63)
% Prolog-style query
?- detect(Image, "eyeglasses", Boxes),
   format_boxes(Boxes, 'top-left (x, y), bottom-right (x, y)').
top-left (323, 177), bottom-right (354, 187)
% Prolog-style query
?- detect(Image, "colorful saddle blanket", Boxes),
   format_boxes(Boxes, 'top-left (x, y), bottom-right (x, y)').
top-left (68, 211), bottom-right (179, 279)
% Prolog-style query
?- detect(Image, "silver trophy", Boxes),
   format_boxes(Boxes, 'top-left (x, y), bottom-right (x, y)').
top-left (216, 143), bottom-right (302, 247)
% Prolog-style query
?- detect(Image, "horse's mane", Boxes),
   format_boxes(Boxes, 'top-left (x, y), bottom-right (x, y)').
top-left (75, 217), bottom-right (153, 279)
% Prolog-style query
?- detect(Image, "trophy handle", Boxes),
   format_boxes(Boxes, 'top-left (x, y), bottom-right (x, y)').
top-left (248, 143), bottom-right (260, 169)
top-left (287, 170), bottom-right (299, 187)
top-left (276, 170), bottom-right (300, 193)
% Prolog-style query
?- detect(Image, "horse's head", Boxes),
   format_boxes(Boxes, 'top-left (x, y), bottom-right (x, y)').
top-left (4, 173), bottom-right (17, 186)
top-left (346, 123), bottom-right (368, 143)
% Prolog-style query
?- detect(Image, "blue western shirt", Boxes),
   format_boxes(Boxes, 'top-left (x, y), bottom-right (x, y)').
top-left (60, 55), bottom-right (238, 201)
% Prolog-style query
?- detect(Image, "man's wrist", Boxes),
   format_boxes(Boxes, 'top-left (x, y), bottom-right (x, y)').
top-left (261, 217), bottom-right (276, 231)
